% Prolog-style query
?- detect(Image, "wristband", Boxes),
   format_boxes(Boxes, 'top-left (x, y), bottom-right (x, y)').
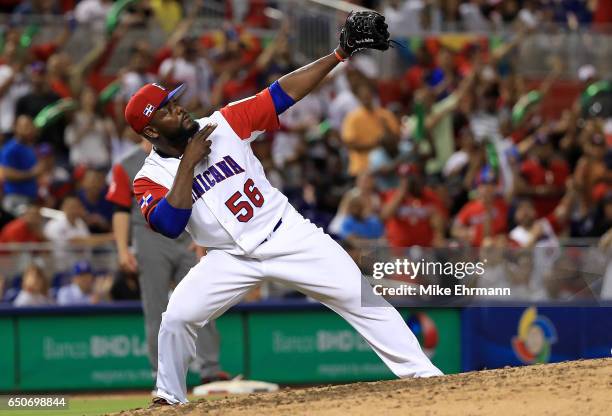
top-left (148, 198), bottom-right (191, 239)
top-left (269, 81), bottom-right (296, 115)
top-left (334, 48), bottom-right (347, 62)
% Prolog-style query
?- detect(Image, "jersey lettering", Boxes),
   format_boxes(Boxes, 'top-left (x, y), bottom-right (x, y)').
top-left (223, 155), bottom-right (245, 174)
top-left (224, 178), bottom-right (265, 222)
top-left (215, 160), bottom-right (235, 178)
top-left (208, 166), bottom-right (225, 183)
top-left (134, 109), bottom-right (289, 253)
top-left (191, 155), bottom-right (246, 203)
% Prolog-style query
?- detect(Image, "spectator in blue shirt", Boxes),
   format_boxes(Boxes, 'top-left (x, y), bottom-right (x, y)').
top-left (56, 260), bottom-right (97, 305)
top-left (340, 192), bottom-right (384, 246)
top-left (369, 133), bottom-right (413, 192)
top-left (77, 169), bottom-right (114, 233)
top-left (0, 115), bottom-right (43, 216)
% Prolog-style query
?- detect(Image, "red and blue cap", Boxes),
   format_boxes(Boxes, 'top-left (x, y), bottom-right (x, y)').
top-left (124, 83), bottom-right (185, 133)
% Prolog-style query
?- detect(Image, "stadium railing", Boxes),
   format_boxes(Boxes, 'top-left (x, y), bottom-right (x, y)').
top-left (1, 238), bottom-right (609, 304)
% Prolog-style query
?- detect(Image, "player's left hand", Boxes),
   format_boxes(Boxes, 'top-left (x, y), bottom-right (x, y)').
top-left (339, 10), bottom-right (391, 57)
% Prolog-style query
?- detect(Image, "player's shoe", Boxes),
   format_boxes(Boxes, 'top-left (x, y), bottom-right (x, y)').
top-left (149, 396), bottom-right (173, 408)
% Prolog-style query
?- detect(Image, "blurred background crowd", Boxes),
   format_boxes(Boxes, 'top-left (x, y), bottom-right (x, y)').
top-left (0, 0), bottom-right (611, 307)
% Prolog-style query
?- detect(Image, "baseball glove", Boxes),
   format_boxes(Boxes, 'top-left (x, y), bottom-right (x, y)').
top-left (339, 11), bottom-right (391, 57)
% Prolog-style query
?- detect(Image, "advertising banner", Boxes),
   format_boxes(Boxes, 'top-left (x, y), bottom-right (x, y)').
top-left (462, 306), bottom-right (612, 371)
top-left (15, 313), bottom-right (243, 390)
top-left (247, 308), bottom-right (461, 383)
top-left (4, 307), bottom-right (457, 390)
top-left (18, 314), bottom-right (152, 390)
top-left (0, 318), bottom-right (15, 390)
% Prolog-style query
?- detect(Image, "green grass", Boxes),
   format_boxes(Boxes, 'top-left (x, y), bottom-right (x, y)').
top-left (2, 396), bottom-right (151, 416)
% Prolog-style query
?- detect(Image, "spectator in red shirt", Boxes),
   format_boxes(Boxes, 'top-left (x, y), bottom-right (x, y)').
top-left (380, 164), bottom-right (447, 249)
top-left (509, 199), bottom-right (560, 248)
top-left (517, 132), bottom-right (569, 218)
top-left (400, 43), bottom-right (434, 99)
top-left (225, 0), bottom-right (269, 28)
top-left (212, 52), bottom-right (259, 105)
top-left (510, 175), bottom-right (578, 247)
top-left (0, 205), bottom-right (45, 243)
top-left (46, 52), bottom-right (73, 98)
top-left (452, 170), bottom-right (509, 247)
top-left (210, 28), bottom-right (285, 106)
top-left (574, 128), bottom-right (609, 210)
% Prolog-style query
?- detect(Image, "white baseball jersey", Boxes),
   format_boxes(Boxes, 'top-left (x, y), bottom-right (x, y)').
top-left (133, 88), bottom-right (442, 405)
top-left (133, 89), bottom-right (288, 255)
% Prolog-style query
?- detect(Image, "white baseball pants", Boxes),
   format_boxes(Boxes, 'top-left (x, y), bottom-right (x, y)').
top-left (155, 205), bottom-right (442, 403)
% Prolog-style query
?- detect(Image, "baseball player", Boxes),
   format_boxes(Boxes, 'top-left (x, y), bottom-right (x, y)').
top-left (125, 12), bottom-right (442, 405)
top-left (105, 137), bottom-right (226, 385)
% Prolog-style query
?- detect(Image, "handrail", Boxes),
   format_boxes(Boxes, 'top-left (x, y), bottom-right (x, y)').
top-left (1, 12), bottom-right (612, 33)
top-left (305, 0), bottom-right (370, 13)
top-left (2, 298), bottom-right (612, 315)
top-left (0, 238), bottom-right (602, 252)
top-left (0, 241), bottom-right (116, 252)
top-left (39, 207), bottom-right (64, 221)
top-left (0, 298), bottom-right (326, 315)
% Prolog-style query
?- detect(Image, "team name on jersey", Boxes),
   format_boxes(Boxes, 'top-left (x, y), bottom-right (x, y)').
top-left (192, 155), bottom-right (245, 202)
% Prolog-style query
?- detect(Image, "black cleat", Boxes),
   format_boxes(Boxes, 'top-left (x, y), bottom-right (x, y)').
top-left (149, 396), bottom-right (173, 408)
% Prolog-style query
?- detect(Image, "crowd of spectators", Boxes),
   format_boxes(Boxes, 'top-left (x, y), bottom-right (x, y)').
top-left (0, 1), bottom-right (611, 33)
top-left (0, 0), bottom-right (611, 306)
top-left (378, 0), bottom-right (612, 33)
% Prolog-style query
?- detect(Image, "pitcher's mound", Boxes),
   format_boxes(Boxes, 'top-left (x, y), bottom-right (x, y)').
top-left (115, 358), bottom-right (612, 416)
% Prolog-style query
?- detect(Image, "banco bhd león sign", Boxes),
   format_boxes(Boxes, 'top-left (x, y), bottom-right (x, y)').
top-left (19, 315), bottom-right (153, 390)
top-left (41, 335), bottom-right (148, 360)
top-left (272, 330), bottom-right (372, 354)
top-left (248, 309), bottom-right (460, 383)
top-left (12, 312), bottom-right (244, 391)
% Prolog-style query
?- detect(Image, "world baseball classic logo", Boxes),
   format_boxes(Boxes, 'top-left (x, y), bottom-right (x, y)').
top-left (512, 307), bottom-right (557, 364)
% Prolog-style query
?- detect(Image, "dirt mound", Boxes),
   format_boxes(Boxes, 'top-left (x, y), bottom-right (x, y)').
top-left (114, 358), bottom-right (612, 416)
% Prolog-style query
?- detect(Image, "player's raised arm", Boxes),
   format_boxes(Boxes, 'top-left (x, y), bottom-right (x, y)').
top-left (218, 12), bottom-right (390, 143)
top-left (277, 11), bottom-right (391, 104)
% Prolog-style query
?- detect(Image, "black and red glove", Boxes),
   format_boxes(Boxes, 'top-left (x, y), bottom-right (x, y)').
top-left (339, 11), bottom-right (391, 57)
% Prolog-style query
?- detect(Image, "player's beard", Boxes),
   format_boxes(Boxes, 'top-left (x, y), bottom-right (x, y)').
top-left (170, 116), bottom-right (200, 150)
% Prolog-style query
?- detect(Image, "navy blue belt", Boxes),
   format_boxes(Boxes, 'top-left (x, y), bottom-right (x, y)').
top-left (260, 218), bottom-right (282, 245)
